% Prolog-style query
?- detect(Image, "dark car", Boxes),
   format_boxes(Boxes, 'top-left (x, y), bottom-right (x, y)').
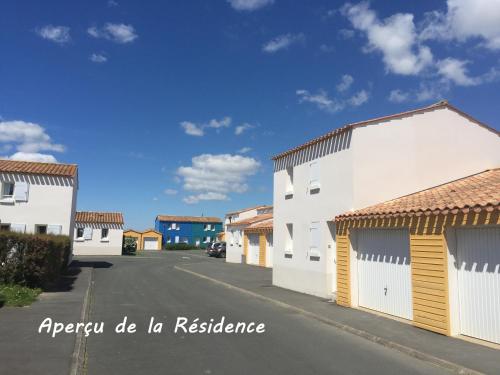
top-left (208, 242), bottom-right (226, 258)
top-left (205, 242), bottom-right (218, 254)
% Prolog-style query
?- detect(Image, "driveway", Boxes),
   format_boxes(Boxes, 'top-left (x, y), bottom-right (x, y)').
top-left (78, 251), bottom-right (447, 375)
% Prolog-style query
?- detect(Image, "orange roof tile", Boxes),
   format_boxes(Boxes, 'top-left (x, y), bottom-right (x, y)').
top-left (156, 215), bottom-right (221, 223)
top-left (76, 211), bottom-right (124, 224)
top-left (226, 213), bottom-right (273, 227)
top-left (0, 159), bottom-right (77, 177)
top-left (245, 218), bottom-right (273, 232)
top-left (272, 101), bottom-right (499, 161)
top-left (335, 169), bottom-right (500, 221)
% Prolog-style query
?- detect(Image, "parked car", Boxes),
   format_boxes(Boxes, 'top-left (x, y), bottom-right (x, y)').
top-left (208, 242), bottom-right (226, 258)
top-left (205, 242), bottom-right (219, 254)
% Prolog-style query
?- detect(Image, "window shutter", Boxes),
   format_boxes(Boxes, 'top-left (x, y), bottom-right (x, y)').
top-left (14, 181), bottom-right (29, 202)
top-left (83, 227), bottom-right (93, 240)
top-left (310, 222), bottom-right (320, 254)
top-left (47, 225), bottom-right (62, 235)
top-left (310, 161), bottom-right (319, 186)
top-left (10, 223), bottom-right (26, 233)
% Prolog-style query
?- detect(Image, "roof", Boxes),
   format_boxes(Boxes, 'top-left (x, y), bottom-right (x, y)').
top-left (272, 101), bottom-right (499, 161)
top-left (225, 205), bottom-right (273, 216)
top-left (226, 213), bottom-right (273, 227)
top-left (0, 159), bottom-right (78, 177)
top-left (245, 218), bottom-right (273, 231)
top-left (75, 211), bottom-right (124, 224)
top-left (335, 169), bottom-right (500, 221)
top-left (156, 215), bottom-right (221, 223)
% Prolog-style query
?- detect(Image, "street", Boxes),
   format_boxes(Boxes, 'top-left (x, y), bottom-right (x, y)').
top-left (81, 251), bottom-right (447, 375)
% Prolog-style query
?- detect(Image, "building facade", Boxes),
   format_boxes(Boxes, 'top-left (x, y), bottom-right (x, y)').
top-left (73, 212), bottom-right (124, 256)
top-left (224, 205), bottom-right (273, 264)
top-left (335, 169), bottom-right (500, 344)
top-left (155, 215), bottom-right (222, 247)
top-left (0, 160), bottom-right (78, 240)
top-left (123, 229), bottom-right (162, 251)
top-left (272, 101), bottom-right (500, 298)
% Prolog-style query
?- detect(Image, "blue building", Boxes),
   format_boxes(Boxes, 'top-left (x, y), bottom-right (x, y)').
top-left (155, 215), bottom-right (223, 248)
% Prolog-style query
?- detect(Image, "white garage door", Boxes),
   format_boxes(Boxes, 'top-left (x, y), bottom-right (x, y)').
top-left (143, 237), bottom-right (158, 250)
top-left (356, 229), bottom-right (412, 320)
top-left (457, 227), bottom-right (500, 344)
top-left (247, 234), bottom-right (260, 265)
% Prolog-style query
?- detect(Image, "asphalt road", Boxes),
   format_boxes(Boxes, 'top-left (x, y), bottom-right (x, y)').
top-left (79, 251), bottom-right (448, 375)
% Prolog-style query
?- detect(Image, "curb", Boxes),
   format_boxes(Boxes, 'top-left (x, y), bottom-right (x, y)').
top-left (174, 265), bottom-right (483, 375)
top-left (69, 267), bottom-right (94, 375)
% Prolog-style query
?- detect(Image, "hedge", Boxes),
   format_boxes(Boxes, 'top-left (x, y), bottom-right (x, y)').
top-left (163, 243), bottom-right (198, 250)
top-left (0, 231), bottom-right (71, 288)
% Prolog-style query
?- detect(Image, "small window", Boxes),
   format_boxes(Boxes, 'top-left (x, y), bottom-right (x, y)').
top-left (36, 225), bottom-right (47, 235)
top-left (285, 223), bottom-right (293, 253)
top-left (2, 182), bottom-right (14, 198)
top-left (309, 161), bottom-right (320, 191)
top-left (309, 222), bottom-right (320, 257)
top-left (166, 236), bottom-right (171, 243)
top-left (101, 228), bottom-right (109, 239)
top-left (170, 223), bottom-right (177, 230)
top-left (76, 228), bottom-right (84, 239)
top-left (285, 167), bottom-right (294, 196)
top-left (0, 223), bottom-right (11, 231)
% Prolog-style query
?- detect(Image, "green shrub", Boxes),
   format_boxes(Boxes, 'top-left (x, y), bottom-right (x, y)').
top-left (0, 284), bottom-right (41, 307)
top-left (163, 243), bottom-right (197, 250)
top-left (122, 236), bottom-right (137, 256)
top-left (0, 231), bottom-right (71, 288)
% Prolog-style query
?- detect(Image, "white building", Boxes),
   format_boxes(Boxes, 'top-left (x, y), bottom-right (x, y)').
top-left (73, 211), bottom-right (124, 256)
top-left (224, 205), bottom-right (272, 263)
top-left (272, 101), bottom-right (500, 298)
top-left (0, 159), bottom-right (78, 238)
top-left (244, 218), bottom-right (273, 268)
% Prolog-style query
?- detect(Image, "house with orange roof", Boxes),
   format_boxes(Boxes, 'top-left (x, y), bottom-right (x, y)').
top-left (335, 168), bottom-right (499, 344)
top-left (272, 100), bottom-right (500, 300)
top-left (73, 211), bottom-right (124, 255)
top-left (244, 217), bottom-right (273, 267)
top-left (0, 159), bottom-right (78, 239)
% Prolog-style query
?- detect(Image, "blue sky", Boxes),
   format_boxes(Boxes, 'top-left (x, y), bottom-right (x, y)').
top-left (1, 0), bottom-right (499, 229)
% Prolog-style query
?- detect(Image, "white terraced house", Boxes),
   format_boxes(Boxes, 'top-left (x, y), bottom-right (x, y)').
top-left (224, 205), bottom-right (272, 264)
top-left (0, 159), bottom-right (78, 239)
top-left (73, 211), bottom-right (124, 256)
top-left (272, 100), bottom-right (500, 299)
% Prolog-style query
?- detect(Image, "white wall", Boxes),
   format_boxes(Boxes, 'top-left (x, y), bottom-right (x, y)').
top-left (266, 233), bottom-right (273, 268)
top-left (273, 106), bottom-right (500, 299)
top-left (73, 222), bottom-right (123, 256)
top-left (226, 226), bottom-right (244, 263)
top-left (0, 173), bottom-right (77, 237)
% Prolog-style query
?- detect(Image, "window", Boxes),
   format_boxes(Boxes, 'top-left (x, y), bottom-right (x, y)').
top-left (180, 237), bottom-right (188, 244)
top-left (47, 225), bottom-right (62, 235)
top-left (285, 166), bottom-right (294, 196)
top-left (230, 231), bottom-right (234, 245)
top-left (76, 228), bottom-right (84, 239)
top-left (36, 225), bottom-right (47, 235)
top-left (285, 223), bottom-right (293, 253)
top-left (166, 236), bottom-right (171, 243)
top-left (101, 228), bottom-right (109, 240)
top-left (0, 223), bottom-right (11, 231)
top-left (170, 223), bottom-right (177, 230)
top-left (309, 222), bottom-right (320, 257)
top-left (2, 182), bottom-right (14, 198)
top-left (10, 224), bottom-right (26, 233)
top-left (309, 161), bottom-right (320, 191)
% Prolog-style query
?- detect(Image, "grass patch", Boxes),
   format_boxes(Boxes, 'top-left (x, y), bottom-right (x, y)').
top-left (0, 284), bottom-right (42, 307)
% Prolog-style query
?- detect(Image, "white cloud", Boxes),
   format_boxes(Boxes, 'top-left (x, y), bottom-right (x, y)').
top-left (338, 28), bottom-right (355, 39)
top-left (36, 25), bottom-right (71, 44)
top-left (0, 121), bottom-right (65, 156)
top-left (341, 2), bottom-right (433, 75)
top-left (420, 0), bottom-right (500, 50)
top-left (388, 89), bottom-right (410, 103)
top-left (108, 0), bottom-right (118, 7)
top-left (262, 33), bottom-right (305, 53)
top-left (181, 117), bottom-right (232, 137)
top-left (177, 154), bottom-right (260, 204)
top-left (164, 189), bottom-right (178, 195)
top-left (436, 58), bottom-right (480, 86)
top-left (238, 147), bottom-right (252, 154)
top-left (88, 23), bottom-right (138, 44)
top-left (296, 87), bottom-right (369, 114)
top-left (319, 44), bottom-right (335, 53)
top-left (227, 0), bottom-right (274, 11)
top-left (235, 123), bottom-right (254, 135)
top-left (336, 74), bottom-right (354, 92)
top-left (8, 152), bottom-right (58, 163)
top-left (90, 53), bottom-right (107, 63)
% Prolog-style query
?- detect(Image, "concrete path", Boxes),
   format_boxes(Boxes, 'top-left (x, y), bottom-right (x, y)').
top-left (81, 251), bottom-right (447, 375)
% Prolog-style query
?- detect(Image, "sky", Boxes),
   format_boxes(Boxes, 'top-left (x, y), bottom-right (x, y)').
top-left (1, 0), bottom-right (499, 230)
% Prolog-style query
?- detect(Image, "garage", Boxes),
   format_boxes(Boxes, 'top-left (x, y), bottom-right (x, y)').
top-left (247, 234), bottom-right (260, 265)
top-left (356, 228), bottom-right (412, 320)
top-left (457, 227), bottom-right (500, 344)
top-left (143, 237), bottom-right (158, 250)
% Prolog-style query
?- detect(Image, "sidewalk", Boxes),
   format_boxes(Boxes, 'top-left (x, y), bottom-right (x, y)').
top-left (177, 258), bottom-right (500, 375)
top-left (0, 262), bottom-right (94, 375)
